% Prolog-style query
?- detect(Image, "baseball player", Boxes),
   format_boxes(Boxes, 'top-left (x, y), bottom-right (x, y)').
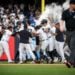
top-left (14, 21), bottom-right (24, 63)
top-left (23, 20), bottom-right (36, 61)
top-left (36, 19), bottom-right (49, 63)
top-left (0, 26), bottom-right (14, 63)
top-left (55, 23), bottom-right (66, 63)
top-left (18, 25), bottom-right (35, 64)
top-left (45, 23), bottom-right (56, 63)
top-left (26, 20), bottom-right (36, 52)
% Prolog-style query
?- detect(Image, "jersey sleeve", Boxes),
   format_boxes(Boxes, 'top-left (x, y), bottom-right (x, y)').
top-left (51, 27), bottom-right (56, 34)
top-left (6, 30), bottom-right (12, 35)
top-left (61, 11), bottom-right (66, 21)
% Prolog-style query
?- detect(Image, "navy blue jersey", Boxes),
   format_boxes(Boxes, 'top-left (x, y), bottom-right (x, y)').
top-left (55, 29), bottom-right (64, 42)
top-left (19, 29), bottom-right (32, 43)
top-left (62, 9), bottom-right (75, 31)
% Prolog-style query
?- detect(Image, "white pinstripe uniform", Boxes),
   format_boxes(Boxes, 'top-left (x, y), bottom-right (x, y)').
top-left (36, 26), bottom-right (49, 56)
top-left (46, 24), bottom-right (56, 52)
top-left (0, 29), bottom-right (13, 62)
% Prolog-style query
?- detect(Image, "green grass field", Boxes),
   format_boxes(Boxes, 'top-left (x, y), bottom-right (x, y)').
top-left (0, 64), bottom-right (75, 75)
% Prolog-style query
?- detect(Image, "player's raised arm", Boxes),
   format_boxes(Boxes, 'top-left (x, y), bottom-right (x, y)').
top-left (60, 20), bottom-right (65, 32)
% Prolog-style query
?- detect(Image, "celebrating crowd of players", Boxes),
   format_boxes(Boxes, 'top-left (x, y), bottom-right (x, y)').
top-left (0, 3), bottom-right (70, 64)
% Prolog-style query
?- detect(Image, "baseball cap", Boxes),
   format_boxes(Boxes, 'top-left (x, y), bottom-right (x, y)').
top-left (41, 19), bottom-right (47, 24)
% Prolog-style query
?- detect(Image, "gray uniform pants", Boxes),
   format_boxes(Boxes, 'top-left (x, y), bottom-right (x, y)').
top-left (66, 31), bottom-right (75, 65)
